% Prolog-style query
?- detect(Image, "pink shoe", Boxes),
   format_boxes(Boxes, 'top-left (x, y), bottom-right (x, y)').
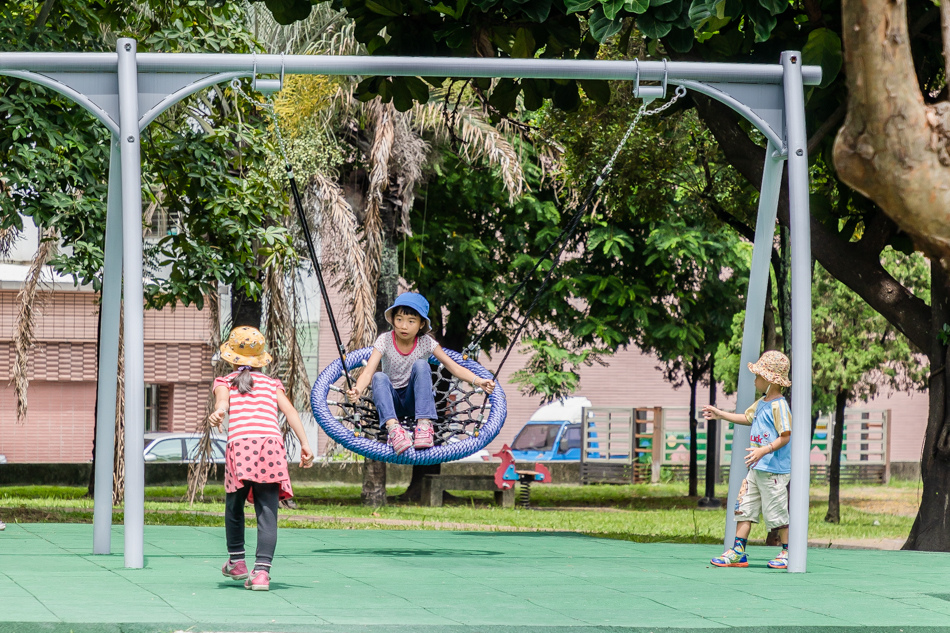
top-left (222, 559), bottom-right (248, 580)
top-left (387, 424), bottom-right (412, 454)
top-left (413, 420), bottom-right (434, 449)
top-left (245, 569), bottom-right (270, 591)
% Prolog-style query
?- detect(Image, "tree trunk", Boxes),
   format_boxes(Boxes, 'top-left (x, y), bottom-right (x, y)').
top-left (361, 459), bottom-right (387, 507)
top-left (835, 0), bottom-right (950, 552)
top-left (835, 0), bottom-right (950, 262)
top-left (399, 464), bottom-right (441, 503)
top-left (825, 389), bottom-right (848, 524)
top-left (699, 358), bottom-right (721, 507)
top-left (688, 365), bottom-right (698, 497)
top-left (230, 284), bottom-right (262, 328)
top-left (763, 275), bottom-right (779, 352)
top-left (88, 300), bottom-right (103, 498)
top-left (904, 260), bottom-right (950, 550)
top-left (361, 193), bottom-right (400, 507)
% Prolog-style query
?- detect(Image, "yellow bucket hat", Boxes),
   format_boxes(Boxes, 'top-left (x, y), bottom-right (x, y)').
top-left (219, 326), bottom-right (273, 368)
top-left (748, 350), bottom-right (791, 387)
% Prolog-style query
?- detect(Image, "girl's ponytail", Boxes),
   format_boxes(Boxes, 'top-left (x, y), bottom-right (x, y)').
top-left (230, 365), bottom-right (256, 394)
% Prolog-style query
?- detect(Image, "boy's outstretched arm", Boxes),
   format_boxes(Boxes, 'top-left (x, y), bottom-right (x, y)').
top-left (432, 346), bottom-right (495, 394)
top-left (346, 349), bottom-right (382, 401)
top-left (702, 404), bottom-right (750, 425)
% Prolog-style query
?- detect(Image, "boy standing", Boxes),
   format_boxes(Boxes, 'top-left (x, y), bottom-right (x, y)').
top-left (702, 350), bottom-right (793, 570)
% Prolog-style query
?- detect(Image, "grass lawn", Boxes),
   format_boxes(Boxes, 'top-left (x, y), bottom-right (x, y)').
top-left (0, 480), bottom-right (919, 545)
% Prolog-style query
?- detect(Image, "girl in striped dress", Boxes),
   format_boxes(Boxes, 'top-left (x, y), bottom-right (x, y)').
top-left (208, 326), bottom-right (314, 591)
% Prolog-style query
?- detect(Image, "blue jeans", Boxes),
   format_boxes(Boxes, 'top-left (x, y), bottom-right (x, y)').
top-left (372, 359), bottom-right (437, 424)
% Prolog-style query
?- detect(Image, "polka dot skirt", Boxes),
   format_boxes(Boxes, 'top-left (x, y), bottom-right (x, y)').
top-left (225, 436), bottom-right (293, 501)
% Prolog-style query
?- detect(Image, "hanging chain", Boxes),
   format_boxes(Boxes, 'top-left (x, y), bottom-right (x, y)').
top-left (230, 78), bottom-right (291, 167)
top-left (464, 84), bottom-right (688, 361)
top-left (598, 85), bottom-right (687, 184)
top-left (230, 76), bottom-right (355, 391)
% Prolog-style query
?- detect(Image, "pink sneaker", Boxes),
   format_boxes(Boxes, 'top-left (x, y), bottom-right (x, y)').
top-left (387, 424), bottom-right (412, 454)
top-left (245, 569), bottom-right (270, 591)
top-left (222, 559), bottom-right (248, 580)
top-left (413, 420), bottom-right (434, 449)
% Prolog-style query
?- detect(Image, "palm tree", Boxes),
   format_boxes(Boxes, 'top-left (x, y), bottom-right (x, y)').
top-left (250, 2), bottom-right (526, 505)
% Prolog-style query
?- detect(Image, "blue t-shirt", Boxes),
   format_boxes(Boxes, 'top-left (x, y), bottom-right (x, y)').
top-left (743, 396), bottom-right (792, 474)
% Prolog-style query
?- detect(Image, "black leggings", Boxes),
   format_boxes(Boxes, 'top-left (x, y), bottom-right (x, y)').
top-left (225, 481), bottom-right (280, 570)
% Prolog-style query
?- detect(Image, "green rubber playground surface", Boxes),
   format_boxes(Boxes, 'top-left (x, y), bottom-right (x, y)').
top-left (2, 524), bottom-right (950, 633)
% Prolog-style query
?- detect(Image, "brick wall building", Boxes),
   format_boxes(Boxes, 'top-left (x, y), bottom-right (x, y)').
top-left (0, 288), bottom-right (213, 463)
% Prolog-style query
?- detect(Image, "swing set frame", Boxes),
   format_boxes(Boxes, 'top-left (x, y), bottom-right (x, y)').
top-left (0, 41), bottom-right (820, 572)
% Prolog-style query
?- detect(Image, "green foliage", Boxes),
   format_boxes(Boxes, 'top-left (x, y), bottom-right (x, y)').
top-left (511, 337), bottom-right (600, 400)
top-left (401, 77), bottom-right (752, 400)
top-left (1, 0), bottom-right (295, 308)
top-left (811, 249), bottom-right (929, 411)
top-left (400, 149), bottom-right (566, 354)
top-left (715, 248), bottom-right (929, 416)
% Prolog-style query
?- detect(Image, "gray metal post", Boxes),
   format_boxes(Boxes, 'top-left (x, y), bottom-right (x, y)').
top-left (782, 51), bottom-right (812, 574)
top-left (723, 144), bottom-right (784, 548)
top-left (92, 136), bottom-right (123, 554)
top-left (117, 38), bottom-right (146, 569)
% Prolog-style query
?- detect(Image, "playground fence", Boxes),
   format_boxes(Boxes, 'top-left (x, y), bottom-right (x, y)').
top-left (579, 406), bottom-right (891, 485)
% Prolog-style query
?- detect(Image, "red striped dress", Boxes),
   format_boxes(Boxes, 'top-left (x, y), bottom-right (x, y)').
top-left (213, 371), bottom-right (293, 500)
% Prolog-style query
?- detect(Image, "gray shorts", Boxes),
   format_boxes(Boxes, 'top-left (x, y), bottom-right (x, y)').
top-left (735, 469), bottom-right (790, 530)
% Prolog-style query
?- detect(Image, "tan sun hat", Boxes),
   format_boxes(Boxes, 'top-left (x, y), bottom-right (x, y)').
top-left (748, 350), bottom-right (791, 387)
top-left (219, 326), bottom-right (272, 368)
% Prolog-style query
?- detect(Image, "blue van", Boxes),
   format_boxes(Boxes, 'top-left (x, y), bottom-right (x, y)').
top-left (509, 397), bottom-right (591, 462)
top-left (510, 421), bottom-right (583, 461)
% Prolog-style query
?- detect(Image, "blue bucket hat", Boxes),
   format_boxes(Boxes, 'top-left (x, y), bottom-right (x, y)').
top-left (384, 292), bottom-right (432, 335)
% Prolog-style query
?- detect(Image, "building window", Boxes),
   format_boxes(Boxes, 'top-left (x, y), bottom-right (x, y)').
top-left (145, 384), bottom-right (160, 432)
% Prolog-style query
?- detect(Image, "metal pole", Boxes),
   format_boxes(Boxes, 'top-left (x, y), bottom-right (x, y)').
top-left (723, 144), bottom-right (784, 548)
top-left (117, 37), bottom-right (145, 569)
top-left (782, 50), bottom-right (813, 574)
top-left (92, 136), bottom-right (123, 554)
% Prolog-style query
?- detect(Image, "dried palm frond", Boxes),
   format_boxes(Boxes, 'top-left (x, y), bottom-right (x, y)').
top-left (363, 101), bottom-right (396, 307)
top-left (263, 257), bottom-right (310, 407)
top-left (247, 1), bottom-right (358, 57)
top-left (187, 291), bottom-right (224, 505)
top-left (263, 254), bottom-right (314, 458)
top-left (410, 103), bottom-right (525, 202)
top-left (11, 226), bottom-right (58, 425)
top-left (0, 225), bottom-right (19, 258)
top-left (113, 310), bottom-right (125, 506)
top-left (304, 173), bottom-right (377, 350)
top-left (391, 116), bottom-right (430, 235)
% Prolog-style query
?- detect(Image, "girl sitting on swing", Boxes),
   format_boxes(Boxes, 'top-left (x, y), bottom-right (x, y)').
top-left (346, 292), bottom-right (495, 454)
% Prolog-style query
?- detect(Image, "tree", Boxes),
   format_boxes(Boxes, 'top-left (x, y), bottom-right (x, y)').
top-left (252, 3), bottom-right (527, 504)
top-left (1, 0), bottom-right (302, 502)
top-left (831, 0), bottom-right (950, 551)
top-left (243, 0), bottom-right (950, 544)
top-left (639, 219), bottom-right (748, 496)
top-left (811, 252), bottom-right (928, 523)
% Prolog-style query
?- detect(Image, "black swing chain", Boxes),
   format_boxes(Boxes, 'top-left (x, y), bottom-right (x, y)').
top-left (230, 78), bottom-right (355, 392)
top-left (466, 85), bottom-right (688, 381)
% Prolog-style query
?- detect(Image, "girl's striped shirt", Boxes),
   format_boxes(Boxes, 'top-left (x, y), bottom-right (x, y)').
top-left (213, 371), bottom-right (285, 442)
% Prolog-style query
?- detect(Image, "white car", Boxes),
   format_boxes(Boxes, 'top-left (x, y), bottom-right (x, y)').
top-left (444, 436), bottom-right (493, 462)
top-left (143, 432), bottom-right (227, 464)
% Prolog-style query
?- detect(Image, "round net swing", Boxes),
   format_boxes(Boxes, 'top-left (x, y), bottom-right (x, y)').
top-left (310, 346), bottom-right (507, 465)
